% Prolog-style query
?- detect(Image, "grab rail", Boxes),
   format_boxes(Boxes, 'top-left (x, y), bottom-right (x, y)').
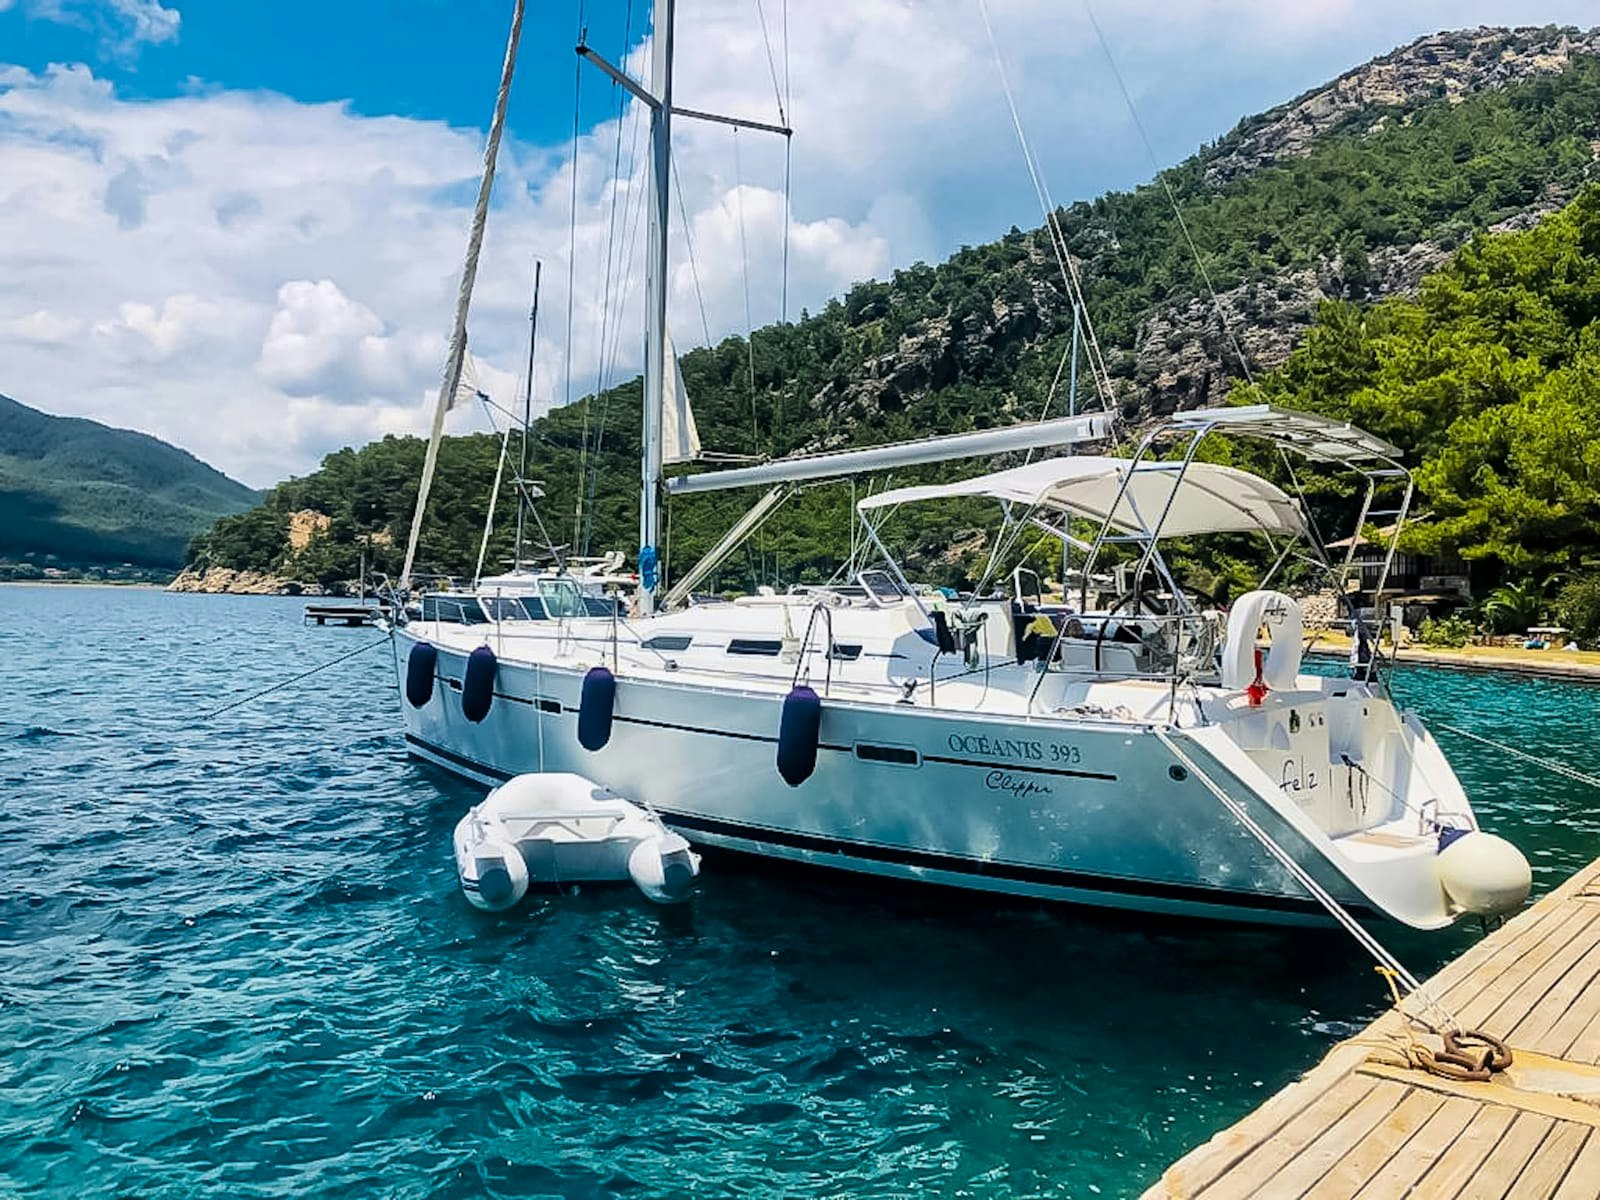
top-left (792, 601), bottom-right (836, 696)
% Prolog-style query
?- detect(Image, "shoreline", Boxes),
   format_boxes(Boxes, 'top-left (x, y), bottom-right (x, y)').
top-left (1306, 634), bottom-right (1600, 682)
top-left (0, 579), bottom-right (171, 589)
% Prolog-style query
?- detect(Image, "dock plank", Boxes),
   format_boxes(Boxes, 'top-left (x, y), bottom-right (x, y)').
top-left (1143, 853), bottom-right (1600, 1200)
top-left (1347, 1096), bottom-right (1482, 1200)
top-left (1505, 927), bottom-right (1600, 1051)
top-left (1549, 1128), bottom-right (1600, 1200)
top-left (1450, 1112), bottom-right (1554, 1199)
top-left (1445, 908), bottom-right (1595, 1031)
top-left (1511, 1123), bottom-right (1591, 1200)
top-left (1400, 1105), bottom-right (1518, 1199)
top-left (1187, 1077), bottom-right (1380, 1199)
top-left (1462, 915), bottom-right (1600, 1036)
top-left (1299, 1086), bottom-right (1443, 1198)
top-left (1244, 1079), bottom-right (1409, 1198)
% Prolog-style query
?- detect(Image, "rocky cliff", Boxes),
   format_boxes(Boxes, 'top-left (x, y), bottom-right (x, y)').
top-left (186, 26), bottom-right (1600, 590)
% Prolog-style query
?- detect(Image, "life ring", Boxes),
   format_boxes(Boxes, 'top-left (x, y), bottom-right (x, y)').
top-left (1220, 590), bottom-right (1304, 693)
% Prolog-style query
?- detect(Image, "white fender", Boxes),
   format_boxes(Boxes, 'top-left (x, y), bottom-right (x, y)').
top-left (1220, 590), bottom-right (1304, 692)
top-left (1436, 831), bottom-right (1531, 918)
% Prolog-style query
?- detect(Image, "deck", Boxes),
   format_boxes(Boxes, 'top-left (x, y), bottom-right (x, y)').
top-left (1143, 857), bottom-right (1600, 1199)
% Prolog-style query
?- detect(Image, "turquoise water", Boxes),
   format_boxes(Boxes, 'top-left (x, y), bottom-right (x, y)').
top-left (4, 585), bottom-right (1599, 1198)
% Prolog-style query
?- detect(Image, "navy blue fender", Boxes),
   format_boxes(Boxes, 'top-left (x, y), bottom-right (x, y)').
top-left (461, 645), bottom-right (497, 723)
top-left (405, 641), bottom-right (437, 708)
top-left (578, 666), bottom-right (616, 751)
top-left (777, 686), bottom-right (822, 787)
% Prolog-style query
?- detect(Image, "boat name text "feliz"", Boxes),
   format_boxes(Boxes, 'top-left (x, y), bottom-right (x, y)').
top-left (947, 733), bottom-right (1082, 765)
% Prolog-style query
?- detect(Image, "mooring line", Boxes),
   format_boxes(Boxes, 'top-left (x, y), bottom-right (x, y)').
top-left (1432, 721), bottom-right (1600, 791)
top-left (196, 635), bottom-right (391, 721)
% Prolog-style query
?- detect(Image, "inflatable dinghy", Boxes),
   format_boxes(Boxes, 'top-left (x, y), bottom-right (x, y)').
top-left (454, 772), bottom-right (700, 910)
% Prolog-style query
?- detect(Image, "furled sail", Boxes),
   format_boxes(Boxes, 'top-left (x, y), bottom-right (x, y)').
top-left (661, 328), bottom-right (701, 465)
top-left (449, 349), bottom-right (490, 412)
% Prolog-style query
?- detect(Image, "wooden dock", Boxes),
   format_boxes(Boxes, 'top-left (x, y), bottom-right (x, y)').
top-left (304, 603), bottom-right (382, 627)
top-left (1144, 858), bottom-right (1600, 1199)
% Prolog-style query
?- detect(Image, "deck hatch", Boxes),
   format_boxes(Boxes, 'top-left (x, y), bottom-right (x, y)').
top-left (643, 634), bottom-right (693, 652)
top-left (727, 639), bottom-right (783, 656)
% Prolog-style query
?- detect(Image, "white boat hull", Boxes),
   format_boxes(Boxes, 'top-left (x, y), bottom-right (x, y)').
top-left (394, 634), bottom-right (1383, 926)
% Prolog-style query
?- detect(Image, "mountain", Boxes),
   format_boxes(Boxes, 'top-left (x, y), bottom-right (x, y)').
top-left (0, 394), bottom-right (259, 570)
top-left (189, 25), bottom-right (1600, 594)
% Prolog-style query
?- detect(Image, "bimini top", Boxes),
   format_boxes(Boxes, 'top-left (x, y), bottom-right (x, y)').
top-left (857, 455), bottom-right (1306, 538)
top-left (1165, 405), bottom-right (1402, 465)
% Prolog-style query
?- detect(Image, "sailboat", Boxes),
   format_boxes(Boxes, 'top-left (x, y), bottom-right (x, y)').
top-left (383, 0), bottom-right (1531, 928)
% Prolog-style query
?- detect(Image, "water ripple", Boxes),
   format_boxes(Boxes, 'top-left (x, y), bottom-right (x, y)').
top-left (3, 587), bottom-right (1599, 1197)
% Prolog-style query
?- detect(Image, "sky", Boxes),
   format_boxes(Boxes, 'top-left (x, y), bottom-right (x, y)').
top-left (1, 0), bottom-right (1597, 487)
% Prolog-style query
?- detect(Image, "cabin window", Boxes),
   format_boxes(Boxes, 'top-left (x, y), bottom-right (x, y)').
top-left (727, 639), bottom-right (782, 656)
top-left (829, 643), bottom-right (863, 662)
top-left (854, 743), bottom-right (920, 767)
top-left (421, 596), bottom-right (488, 624)
top-left (536, 578), bottom-right (587, 619)
top-left (583, 596), bottom-right (621, 617)
top-left (479, 596), bottom-right (527, 621)
top-left (643, 635), bottom-right (693, 652)
top-left (520, 597), bottom-right (547, 620)
top-left (860, 569), bottom-right (906, 603)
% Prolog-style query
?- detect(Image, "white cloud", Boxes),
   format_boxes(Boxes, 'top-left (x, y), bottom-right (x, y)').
top-left (1, 1), bottom-right (1597, 487)
top-left (5, 0), bottom-right (179, 57)
top-left (107, 0), bottom-right (179, 47)
top-left (1, 309), bottom-right (82, 343)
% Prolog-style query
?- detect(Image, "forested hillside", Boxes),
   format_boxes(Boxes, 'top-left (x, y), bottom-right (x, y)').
top-left (0, 394), bottom-right (258, 571)
top-left (188, 25), bottom-right (1600, 595)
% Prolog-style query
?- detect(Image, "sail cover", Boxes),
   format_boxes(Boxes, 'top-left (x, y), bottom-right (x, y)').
top-left (857, 455), bottom-right (1306, 538)
top-left (662, 328), bottom-right (701, 464)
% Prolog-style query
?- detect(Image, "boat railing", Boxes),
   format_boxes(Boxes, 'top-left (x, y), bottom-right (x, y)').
top-left (792, 601), bottom-right (836, 696)
top-left (1026, 608), bottom-right (1224, 712)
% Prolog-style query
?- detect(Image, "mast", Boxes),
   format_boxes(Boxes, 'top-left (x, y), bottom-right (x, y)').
top-left (514, 259), bottom-right (542, 570)
top-left (576, 0), bottom-right (786, 610)
top-left (637, 0), bottom-right (676, 613)
top-left (399, 0), bottom-right (526, 592)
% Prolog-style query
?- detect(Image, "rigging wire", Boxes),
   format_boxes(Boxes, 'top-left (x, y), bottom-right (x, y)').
top-left (781, 136), bottom-right (793, 326)
top-left (672, 156), bottom-right (716, 348)
top-left (595, 97), bottom-right (650, 392)
top-left (780, 0), bottom-right (792, 322)
top-left (1080, 0), bottom-right (1255, 386)
top-left (751, 0), bottom-right (792, 323)
top-left (579, 10), bottom-right (651, 555)
top-left (567, 1), bottom-right (588, 547)
top-left (578, 0), bottom-right (639, 555)
top-left (974, 0), bottom-right (1117, 416)
top-left (581, 107), bottom-right (651, 555)
top-left (751, 0), bottom-right (789, 125)
top-left (513, 259), bottom-right (542, 569)
top-left (473, 392), bottom-right (517, 585)
top-left (732, 127), bottom-right (760, 442)
top-left (589, 0), bottom-right (637, 459)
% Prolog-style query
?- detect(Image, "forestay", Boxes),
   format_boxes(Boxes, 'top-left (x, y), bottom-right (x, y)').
top-left (856, 456), bottom-right (1306, 538)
